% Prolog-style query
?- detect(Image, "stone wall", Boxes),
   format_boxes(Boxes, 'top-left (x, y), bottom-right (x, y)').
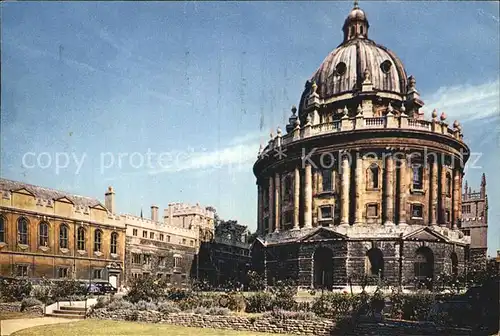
top-left (0, 302), bottom-right (43, 315)
top-left (90, 309), bottom-right (336, 335)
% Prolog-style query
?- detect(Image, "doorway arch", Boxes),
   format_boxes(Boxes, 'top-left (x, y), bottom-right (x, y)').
top-left (414, 246), bottom-right (434, 289)
top-left (313, 247), bottom-right (334, 289)
top-left (365, 248), bottom-right (384, 279)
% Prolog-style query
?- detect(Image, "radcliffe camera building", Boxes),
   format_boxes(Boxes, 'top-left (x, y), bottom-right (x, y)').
top-left (252, 3), bottom-right (488, 289)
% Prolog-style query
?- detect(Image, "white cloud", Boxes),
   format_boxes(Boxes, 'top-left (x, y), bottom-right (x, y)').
top-left (423, 79), bottom-right (500, 122)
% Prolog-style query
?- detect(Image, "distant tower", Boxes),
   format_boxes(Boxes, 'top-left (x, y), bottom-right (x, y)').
top-left (461, 174), bottom-right (489, 268)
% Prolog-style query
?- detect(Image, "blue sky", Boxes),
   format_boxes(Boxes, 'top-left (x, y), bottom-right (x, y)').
top-left (1, 1), bottom-right (499, 255)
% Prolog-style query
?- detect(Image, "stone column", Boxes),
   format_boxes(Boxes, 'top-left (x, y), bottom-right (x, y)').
top-left (354, 154), bottom-right (363, 225)
top-left (430, 159), bottom-right (438, 225)
top-left (458, 171), bottom-right (463, 228)
top-left (452, 170), bottom-right (460, 229)
top-left (341, 153), bottom-right (350, 225)
top-left (268, 176), bottom-right (274, 233)
top-left (274, 173), bottom-right (281, 233)
top-left (304, 164), bottom-right (313, 228)
top-left (385, 155), bottom-right (394, 225)
top-left (257, 184), bottom-right (264, 234)
top-left (398, 154), bottom-right (407, 225)
top-left (440, 165), bottom-right (447, 226)
top-left (293, 167), bottom-right (300, 230)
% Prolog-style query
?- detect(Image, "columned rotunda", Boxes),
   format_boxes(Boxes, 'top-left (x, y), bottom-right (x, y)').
top-left (251, 3), bottom-right (474, 289)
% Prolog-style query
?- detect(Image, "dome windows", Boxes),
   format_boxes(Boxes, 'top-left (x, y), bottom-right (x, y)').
top-left (335, 62), bottom-right (347, 76)
top-left (380, 60), bottom-right (392, 74)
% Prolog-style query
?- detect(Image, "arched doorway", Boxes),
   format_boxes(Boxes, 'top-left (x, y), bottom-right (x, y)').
top-left (366, 248), bottom-right (384, 279)
top-left (313, 247), bottom-right (334, 289)
top-left (414, 246), bottom-right (434, 289)
top-left (450, 252), bottom-right (458, 277)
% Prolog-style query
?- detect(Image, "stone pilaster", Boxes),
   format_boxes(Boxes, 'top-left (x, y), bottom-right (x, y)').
top-left (293, 167), bottom-right (300, 230)
top-left (274, 173), bottom-right (281, 233)
top-left (341, 153), bottom-right (350, 226)
top-left (458, 172), bottom-right (463, 227)
top-left (398, 154), bottom-right (407, 225)
top-left (385, 155), bottom-right (395, 225)
top-left (304, 164), bottom-right (313, 228)
top-left (258, 184), bottom-right (263, 234)
top-left (354, 154), bottom-right (363, 225)
top-left (268, 176), bottom-right (274, 233)
top-left (430, 159), bottom-right (438, 226)
top-left (440, 165), bottom-right (447, 226)
top-left (452, 170), bottom-right (460, 229)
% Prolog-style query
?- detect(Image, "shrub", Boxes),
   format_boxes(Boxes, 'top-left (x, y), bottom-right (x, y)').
top-left (125, 310), bottom-right (139, 321)
top-left (107, 298), bottom-right (135, 311)
top-left (246, 292), bottom-right (274, 313)
top-left (167, 287), bottom-right (191, 301)
top-left (92, 296), bottom-right (108, 309)
top-left (247, 271), bottom-right (266, 291)
top-left (263, 309), bottom-right (319, 321)
top-left (157, 301), bottom-right (181, 314)
top-left (311, 292), bottom-right (357, 318)
top-left (401, 293), bottom-right (436, 321)
top-left (20, 297), bottom-right (42, 311)
top-left (126, 275), bottom-right (166, 303)
top-left (51, 279), bottom-right (84, 300)
top-left (135, 300), bottom-right (158, 311)
top-left (227, 292), bottom-right (246, 312)
top-left (177, 294), bottom-right (203, 311)
top-left (0, 278), bottom-right (33, 302)
top-left (270, 280), bottom-right (298, 311)
top-left (207, 307), bottom-right (231, 315)
top-left (32, 284), bottom-right (52, 304)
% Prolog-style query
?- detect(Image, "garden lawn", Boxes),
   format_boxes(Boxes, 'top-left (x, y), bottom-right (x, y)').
top-left (11, 319), bottom-right (287, 336)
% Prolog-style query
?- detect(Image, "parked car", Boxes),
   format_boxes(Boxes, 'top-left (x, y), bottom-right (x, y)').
top-left (86, 283), bottom-right (101, 295)
top-left (94, 282), bottom-right (117, 294)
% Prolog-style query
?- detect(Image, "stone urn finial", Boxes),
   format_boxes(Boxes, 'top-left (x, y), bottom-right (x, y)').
top-left (270, 131), bottom-right (274, 139)
top-left (343, 106), bottom-right (349, 116)
top-left (291, 105), bottom-right (297, 116)
top-left (440, 112), bottom-right (447, 121)
top-left (306, 113), bottom-right (312, 124)
top-left (363, 68), bottom-right (371, 83)
top-left (387, 102), bottom-right (394, 114)
top-left (453, 120), bottom-right (459, 129)
top-left (357, 104), bottom-right (363, 115)
top-left (408, 75), bottom-right (416, 90)
top-left (311, 81), bottom-right (318, 95)
top-left (400, 103), bottom-right (406, 114)
top-left (277, 127), bottom-right (282, 136)
top-left (432, 109), bottom-right (438, 119)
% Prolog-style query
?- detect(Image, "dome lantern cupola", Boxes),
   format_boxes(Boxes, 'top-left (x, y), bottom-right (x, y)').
top-left (342, 0), bottom-right (369, 42)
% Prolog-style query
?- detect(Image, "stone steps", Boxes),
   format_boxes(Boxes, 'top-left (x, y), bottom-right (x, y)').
top-left (45, 306), bottom-right (87, 319)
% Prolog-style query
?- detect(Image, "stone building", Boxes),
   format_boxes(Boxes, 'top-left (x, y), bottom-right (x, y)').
top-left (252, 3), bottom-right (476, 290)
top-left (461, 174), bottom-right (488, 268)
top-left (0, 179), bottom-right (125, 288)
top-left (124, 202), bottom-right (215, 287)
top-left (197, 220), bottom-right (251, 288)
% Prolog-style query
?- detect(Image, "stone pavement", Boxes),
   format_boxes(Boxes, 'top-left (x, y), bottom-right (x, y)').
top-left (0, 317), bottom-right (78, 336)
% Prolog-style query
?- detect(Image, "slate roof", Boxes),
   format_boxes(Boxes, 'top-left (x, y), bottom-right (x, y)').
top-left (0, 178), bottom-right (105, 209)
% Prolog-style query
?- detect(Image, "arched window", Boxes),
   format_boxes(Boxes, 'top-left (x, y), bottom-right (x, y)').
top-left (360, 26), bottom-right (364, 35)
top-left (59, 224), bottom-right (69, 249)
top-left (367, 164), bottom-right (380, 189)
top-left (445, 172), bottom-right (452, 196)
top-left (17, 217), bottom-right (29, 245)
top-left (322, 169), bottom-right (333, 192)
top-left (414, 246), bottom-right (434, 290)
top-left (94, 229), bottom-right (102, 252)
top-left (39, 222), bottom-right (49, 247)
top-left (110, 232), bottom-right (118, 254)
top-left (0, 216), bottom-right (5, 243)
top-left (77, 227), bottom-right (86, 250)
top-left (350, 26), bottom-right (355, 36)
top-left (412, 165), bottom-right (424, 190)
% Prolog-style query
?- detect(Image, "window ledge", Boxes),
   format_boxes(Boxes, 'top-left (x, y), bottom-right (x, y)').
top-left (77, 250), bottom-right (87, 255)
top-left (316, 191), bottom-right (335, 197)
top-left (0, 242), bottom-right (6, 249)
top-left (60, 248), bottom-right (69, 254)
top-left (94, 251), bottom-right (103, 257)
top-left (18, 244), bottom-right (29, 250)
top-left (366, 188), bottom-right (380, 192)
top-left (39, 246), bottom-right (50, 252)
top-left (411, 217), bottom-right (424, 220)
top-left (410, 189), bottom-right (425, 195)
top-left (110, 253), bottom-right (119, 259)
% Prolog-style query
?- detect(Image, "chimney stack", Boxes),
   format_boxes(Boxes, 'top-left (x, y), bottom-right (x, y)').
top-left (105, 186), bottom-right (115, 213)
top-left (151, 205), bottom-right (159, 222)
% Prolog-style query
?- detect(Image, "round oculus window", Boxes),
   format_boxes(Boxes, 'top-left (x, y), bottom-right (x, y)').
top-left (380, 60), bottom-right (392, 74)
top-left (335, 62), bottom-right (347, 76)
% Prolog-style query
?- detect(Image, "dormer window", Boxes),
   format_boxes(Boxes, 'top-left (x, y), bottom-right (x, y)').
top-left (335, 62), bottom-right (347, 76)
top-left (380, 60), bottom-right (392, 74)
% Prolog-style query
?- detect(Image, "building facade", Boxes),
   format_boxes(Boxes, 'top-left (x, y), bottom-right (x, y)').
top-left (461, 174), bottom-right (488, 268)
top-left (252, 3), bottom-right (476, 290)
top-left (197, 220), bottom-right (251, 288)
top-left (0, 179), bottom-right (125, 288)
top-left (124, 202), bottom-right (215, 287)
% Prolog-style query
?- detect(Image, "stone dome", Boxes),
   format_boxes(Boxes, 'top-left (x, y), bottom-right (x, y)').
top-left (303, 2), bottom-right (408, 102)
